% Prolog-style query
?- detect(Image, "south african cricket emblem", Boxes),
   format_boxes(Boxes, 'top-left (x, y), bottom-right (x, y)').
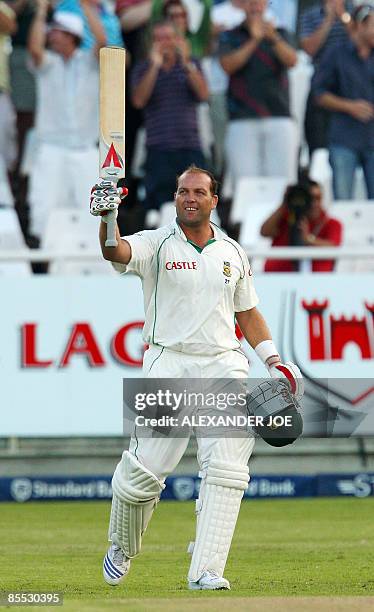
top-left (223, 261), bottom-right (232, 278)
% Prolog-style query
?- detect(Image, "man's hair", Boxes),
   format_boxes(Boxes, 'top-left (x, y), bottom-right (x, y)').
top-left (163, 0), bottom-right (186, 17)
top-left (307, 179), bottom-right (321, 190)
top-left (176, 165), bottom-right (218, 196)
top-left (352, 4), bottom-right (373, 24)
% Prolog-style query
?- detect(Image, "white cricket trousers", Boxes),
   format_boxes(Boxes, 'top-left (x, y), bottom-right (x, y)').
top-left (29, 143), bottom-right (99, 238)
top-left (225, 117), bottom-right (298, 186)
top-left (128, 345), bottom-right (255, 481)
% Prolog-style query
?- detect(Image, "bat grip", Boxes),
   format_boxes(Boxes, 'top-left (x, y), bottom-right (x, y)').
top-left (104, 210), bottom-right (118, 247)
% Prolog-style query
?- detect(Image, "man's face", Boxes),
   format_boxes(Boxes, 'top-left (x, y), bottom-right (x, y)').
top-left (48, 28), bottom-right (74, 54)
top-left (174, 172), bottom-right (218, 227)
top-left (166, 4), bottom-right (188, 34)
top-left (153, 24), bottom-right (177, 55)
top-left (308, 186), bottom-right (324, 219)
top-left (236, 0), bottom-right (267, 19)
top-left (358, 14), bottom-right (374, 48)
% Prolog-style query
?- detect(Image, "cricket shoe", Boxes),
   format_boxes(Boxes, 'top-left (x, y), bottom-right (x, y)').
top-left (103, 544), bottom-right (131, 586)
top-left (188, 570), bottom-right (230, 590)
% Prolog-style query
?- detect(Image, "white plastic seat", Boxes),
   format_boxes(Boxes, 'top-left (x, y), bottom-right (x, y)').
top-left (332, 201), bottom-right (374, 272)
top-left (42, 209), bottom-right (115, 275)
top-left (0, 206), bottom-right (31, 275)
top-left (238, 203), bottom-right (274, 273)
top-left (231, 177), bottom-right (287, 224)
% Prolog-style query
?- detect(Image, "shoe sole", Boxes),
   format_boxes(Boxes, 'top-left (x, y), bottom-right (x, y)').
top-left (188, 582), bottom-right (230, 591)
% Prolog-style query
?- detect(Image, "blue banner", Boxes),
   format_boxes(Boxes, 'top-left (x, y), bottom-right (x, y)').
top-left (0, 473), bottom-right (373, 502)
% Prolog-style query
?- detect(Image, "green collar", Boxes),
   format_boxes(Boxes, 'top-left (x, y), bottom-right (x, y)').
top-left (187, 238), bottom-right (216, 253)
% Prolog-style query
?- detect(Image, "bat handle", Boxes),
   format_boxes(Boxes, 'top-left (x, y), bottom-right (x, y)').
top-left (104, 209), bottom-right (118, 247)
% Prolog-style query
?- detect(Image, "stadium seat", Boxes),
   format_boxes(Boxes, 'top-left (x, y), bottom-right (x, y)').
top-left (230, 177), bottom-right (287, 224)
top-left (42, 209), bottom-right (116, 275)
top-left (238, 203), bottom-right (274, 273)
top-left (0, 206), bottom-right (31, 275)
top-left (332, 202), bottom-right (374, 272)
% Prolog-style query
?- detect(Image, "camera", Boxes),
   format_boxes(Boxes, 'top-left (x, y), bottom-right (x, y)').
top-left (284, 183), bottom-right (312, 247)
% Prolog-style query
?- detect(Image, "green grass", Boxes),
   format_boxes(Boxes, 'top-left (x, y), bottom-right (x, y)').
top-left (0, 498), bottom-right (373, 610)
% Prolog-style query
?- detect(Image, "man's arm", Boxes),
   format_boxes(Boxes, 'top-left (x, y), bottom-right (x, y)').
top-left (99, 219), bottom-right (132, 263)
top-left (316, 93), bottom-right (374, 122)
top-left (300, 11), bottom-right (336, 58)
top-left (260, 204), bottom-right (286, 238)
top-left (131, 48), bottom-right (161, 109)
top-left (118, 0), bottom-right (152, 33)
top-left (28, 0), bottom-right (48, 66)
top-left (0, 1), bottom-right (17, 33)
top-left (264, 24), bottom-right (296, 68)
top-left (236, 307), bottom-right (274, 356)
top-left (220, 38), bottom-right (259, 75)
top-left (184, 61), bottom-right (209, 101)
top-left (80, 0), bottom-right (107, 54)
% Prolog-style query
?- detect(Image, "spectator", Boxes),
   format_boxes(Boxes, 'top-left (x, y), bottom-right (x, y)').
top-left (0, 1), bottom-right (17, 205)
top-left (152, 0), bottom-right (212, 58)
top-left (27, 1), bottom-right (106, 239)
top-left (313, 3), bottom-right (374, 200)
top-left (7, 0), bottom-right (38, 237)
top-left (56, 0), bottom-right (123, 49)
top-left (219, 0), bottom-right (298, 190)
top-left (261, 179), bottom-right (343, 272)
top-left (131, 19), bottom-right (208, 224)
top-left (299, 0), bottom-right (353, 156)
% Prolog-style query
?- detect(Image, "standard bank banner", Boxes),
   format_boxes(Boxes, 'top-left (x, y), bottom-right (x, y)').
top-left (1, 473), bottom-right (374, 502)
top-left (0, 274), bottom-right (373, 436)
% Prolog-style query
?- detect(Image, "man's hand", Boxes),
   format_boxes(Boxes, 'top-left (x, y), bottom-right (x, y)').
top-left (249, 17), bottom-right (265, 43)
top-left (90, 180), bottom-right (128, 220)
top-left (348, 100), bottom-right (374, 123)
top-left (325, 0), bottom-right (346, 20)
top-left (150, 42), bottom-right (163, 68)
top-left (267, 361), bottom-right (304, 402)
top-left (263, 21), bottom-right (280, 43)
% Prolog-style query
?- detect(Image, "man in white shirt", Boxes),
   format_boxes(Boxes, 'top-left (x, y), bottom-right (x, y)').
top-left (91, 165), bottom-right (303, 590)
top-left (28, 0), bottom-right (106, 239)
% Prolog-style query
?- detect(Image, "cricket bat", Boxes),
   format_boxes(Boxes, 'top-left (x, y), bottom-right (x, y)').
top-left (99, 46), bottom-right (126, 247)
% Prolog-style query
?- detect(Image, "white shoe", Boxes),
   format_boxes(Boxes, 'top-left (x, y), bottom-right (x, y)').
top-left (188, 570), bottom-right (230, 590)
top-left (103, 544), bottom-right (131, 586)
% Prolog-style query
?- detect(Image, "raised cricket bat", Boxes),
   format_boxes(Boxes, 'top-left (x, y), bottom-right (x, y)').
top-left (99, 46), bottom-right (126, 247)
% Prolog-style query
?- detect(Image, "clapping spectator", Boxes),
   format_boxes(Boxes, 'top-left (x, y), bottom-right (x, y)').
top-left (0, 1), bottom-right (17, 205)
top-left (261, 179), bottom-right (342, 272)
top-left (56, 0), bottom-right (123, 48)
top-left (219, 0), bottom-right (298, 191)
top-left (27, 0), bottom-right (106, 239)
top-left (152, 0), bottom-right (211, 58)
top-left (313, 3), bottom-right (374, 200)
top-left (299, 0), bottom-right (353, 156)
top-left (131, 19), bottom-right (208, 224)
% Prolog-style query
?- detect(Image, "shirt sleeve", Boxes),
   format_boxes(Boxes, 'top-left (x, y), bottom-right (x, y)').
top-left (299, 8), bottom-right (319, 40)
top-left (111, 231), bottom-right (158, 277)
top-left (233, 250), bottom-right (259, 312)
top-left (324, 218), bottom-right (343, 246)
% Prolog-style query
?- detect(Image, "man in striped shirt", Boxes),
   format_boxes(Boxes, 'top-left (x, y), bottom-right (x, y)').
top-left (131, 20), bottom-right (209, 225)
top-left (299, 0), bottom-right (353, 155)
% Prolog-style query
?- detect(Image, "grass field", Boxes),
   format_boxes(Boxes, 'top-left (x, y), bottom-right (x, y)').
top-left (0, 498), bottom-right (373, 611)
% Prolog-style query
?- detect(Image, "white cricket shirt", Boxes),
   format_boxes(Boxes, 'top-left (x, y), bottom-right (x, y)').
top-left (113, 221), bottom-right (259, 356)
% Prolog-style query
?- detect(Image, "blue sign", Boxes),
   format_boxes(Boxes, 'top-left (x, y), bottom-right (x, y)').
top-left (1, 473), bottom-right (373, 502)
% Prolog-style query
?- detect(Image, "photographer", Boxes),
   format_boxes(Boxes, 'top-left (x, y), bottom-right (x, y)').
top-left (260, 179), bottom-right (342, 272)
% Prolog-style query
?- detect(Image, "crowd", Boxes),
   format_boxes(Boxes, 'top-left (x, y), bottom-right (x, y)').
top-left (0, 0), bottom-right (373, 273)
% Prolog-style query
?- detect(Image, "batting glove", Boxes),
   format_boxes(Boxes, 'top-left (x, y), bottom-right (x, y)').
top-left (267, 361), bottom-right (304, 402)
top-left (90, 180), bottom-right (128, 220)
